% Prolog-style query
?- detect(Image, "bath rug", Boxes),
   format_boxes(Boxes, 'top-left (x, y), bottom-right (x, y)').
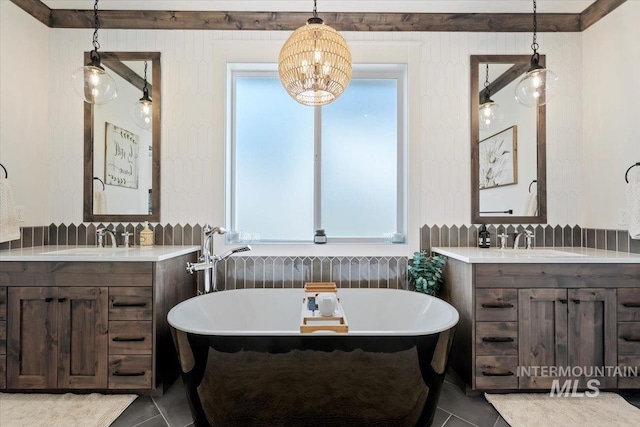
top-left (0, 392), bottom-right (137, 427)
top-left (485, 392), bottom-right (640, 427)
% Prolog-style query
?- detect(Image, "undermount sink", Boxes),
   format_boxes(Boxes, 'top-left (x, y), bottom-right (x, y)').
top-left (493, 249), bottom-right (586, 257)
top-left (41, 247), bottom-right (130, 256)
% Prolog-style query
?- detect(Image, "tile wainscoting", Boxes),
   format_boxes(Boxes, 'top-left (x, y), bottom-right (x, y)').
top-left (421, 224), bottom-right (640, 254)
top-left (214, 256), bottom-right (409, 291)
top-left (2, 224), bottom-right (639, 289)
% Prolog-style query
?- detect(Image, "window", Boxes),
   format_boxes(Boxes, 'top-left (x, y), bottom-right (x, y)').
top-left (228, 64), bottom-right (406, 243)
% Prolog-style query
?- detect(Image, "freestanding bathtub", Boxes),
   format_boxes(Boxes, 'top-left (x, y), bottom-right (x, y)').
top-left (168, 288), bottom-right (459, 427)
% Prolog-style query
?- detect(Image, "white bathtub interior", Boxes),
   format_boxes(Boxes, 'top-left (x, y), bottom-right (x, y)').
top-left (168, 288), bottom-right (459, 336)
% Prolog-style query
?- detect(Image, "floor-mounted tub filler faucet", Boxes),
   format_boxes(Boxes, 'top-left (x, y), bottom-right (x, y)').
top-left (186, 225), bottom-right (251, 293)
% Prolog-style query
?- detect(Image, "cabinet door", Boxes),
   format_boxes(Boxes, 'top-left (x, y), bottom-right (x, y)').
top-left (519, 289), bottom-right (568, 389)
top-left (58, 287), bottom-right (109, 389)
top-left (568, 288), bottom-right (616, 388)
top-left (7, 287), bottom-right (58, 389)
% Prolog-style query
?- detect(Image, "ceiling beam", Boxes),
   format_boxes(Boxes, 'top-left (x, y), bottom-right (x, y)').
top-left (47, 10), bottom-right (582, 32)
top-left (10, 0), bottom-right (627, 33)
top-left (580, 0), bottom-right (626, 31)
top-left (99, 54), bottom-right (153, 95)
top-left (479, 63), bottom-right (531, 102)
top-left (9, 0), bottom-right (51, 27)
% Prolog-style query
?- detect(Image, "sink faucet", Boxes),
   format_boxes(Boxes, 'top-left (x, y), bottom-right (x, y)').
top-left (96, 228), bottom-right (117, 248)
top-left (513, 230), bottom-right (534, 250)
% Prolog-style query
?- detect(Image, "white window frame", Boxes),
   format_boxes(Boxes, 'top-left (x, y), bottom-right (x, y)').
top-left (227, 63), bottom-right (407, 244)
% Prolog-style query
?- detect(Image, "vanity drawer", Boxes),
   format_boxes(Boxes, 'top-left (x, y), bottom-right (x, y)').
top-left (109, 321), bottom-right (152, 354)
top-left (109, 288), bottom-right (152, 321)
top-left (618, 323), bottom-right (640, 354)
top-left (476, 289), bottom-right (517, 322)
top-left (0, 321), bottom-right (5, 355)
top-left (618, 289), bottom-right (640, 321)
top-left (475, 356), bottom-right (518, 389)
top-left (108, 355), bottom-right (152, 389)
top-left (618, 355), bottom-right (640, 388)
top-left (476, 322), bottom-right (518, 355)
top-left (0, 287), bottom-right (6, 321)
top-left (0, 355), bottom-right (5, 389)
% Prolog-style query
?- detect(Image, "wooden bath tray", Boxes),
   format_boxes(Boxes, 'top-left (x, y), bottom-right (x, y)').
top-left (300, 292), bottom-right (349, 333)
top-left (304, 282), bottom-right (337, 293)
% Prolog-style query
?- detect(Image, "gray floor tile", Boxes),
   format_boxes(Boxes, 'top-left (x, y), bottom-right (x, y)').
top-left (432, 408), bottom-right (452, 427)
top-left (437, 382), bottom-right (499, 427)
top-left (111, 396), bottom-right (161, 427)
top-left (135, 414), bottom-right (169, 427)
top-left (152, 378), bottom-right (195, 427)
top-left (493, 416), bottom-right (511, 427)
top-left (443, 414), bottom-right (477, 427)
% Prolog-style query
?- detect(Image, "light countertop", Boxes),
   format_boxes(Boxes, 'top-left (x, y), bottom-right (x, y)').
top-left (431, 246), bottom-right (640, 264)
top-left (0, 245), bottom-right (200, 262)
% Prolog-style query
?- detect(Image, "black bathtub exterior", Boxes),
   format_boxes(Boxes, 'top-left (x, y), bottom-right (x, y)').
top-left (171, 329), bottom-right (456, 427)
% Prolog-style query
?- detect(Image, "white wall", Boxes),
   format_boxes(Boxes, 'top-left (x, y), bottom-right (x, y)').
top-left (0, 2), bottom-right (50, 226)
top-left (1, 6), bottom-right (588, 250)
top-left (582, 1), bottom-right (640, 230)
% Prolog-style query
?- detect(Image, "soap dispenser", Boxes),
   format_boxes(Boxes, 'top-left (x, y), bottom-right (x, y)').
top-left (478, 225), bottom-right (490, 248)
top-left (140, 221), bottom-right (154, 247)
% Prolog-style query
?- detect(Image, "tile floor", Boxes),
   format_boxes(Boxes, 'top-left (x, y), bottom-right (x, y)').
top-left (112, 376), bottom-right (640, 427)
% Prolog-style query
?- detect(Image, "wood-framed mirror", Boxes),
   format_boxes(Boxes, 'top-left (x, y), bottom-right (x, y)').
top-left (470, 54), bottom-right (547, 224)
top-left (83, 51), bottom-right (161, 222)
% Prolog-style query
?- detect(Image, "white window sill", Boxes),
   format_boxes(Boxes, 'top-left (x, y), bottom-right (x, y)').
top-left (216, 242), bottom-right (411, 257)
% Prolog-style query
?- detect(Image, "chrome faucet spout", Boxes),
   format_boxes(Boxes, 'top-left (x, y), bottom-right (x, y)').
top-left (96, 228), bottom-right (117, 248)
top-left (513, 231), bottom-right (534, 250)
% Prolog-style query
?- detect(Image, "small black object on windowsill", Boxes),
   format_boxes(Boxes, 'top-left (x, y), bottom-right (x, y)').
top-left (478, 225), bottom-right (491, 248)
top-left (314, 228), bottom-right (327, 244)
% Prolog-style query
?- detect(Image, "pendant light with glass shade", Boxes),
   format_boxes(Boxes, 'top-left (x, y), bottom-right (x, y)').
top-left (132, 61), bottom-right (152, 130)
top-left (479, 64), bottom-right (504, 131)
top-left (514, 0), bottom-right (559, 107)
top-left (71, 0), bottom-right (117, 105)
top-left (278, 0), bottom-right (352, 106)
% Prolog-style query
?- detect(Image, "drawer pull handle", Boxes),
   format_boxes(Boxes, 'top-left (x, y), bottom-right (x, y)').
top-left (559, 299), bottom-right (568, 304)
top-left (58, 298), bottom-right (67, 303)
top-left (482, 337), bottom-right (514, 343)
top-left (112, 302), bottom-right (147, 307)
top-left (481, 303), bottom-right (513, 309)
top-left (623, 303), bottom-right (640, 308)
top-left (112, 337), bottom-right (146, 342)
top-left (623, 337), bottom-right (640, 342)
top-left (482, 371), bottom-right (514, 377)
top-left (45, 297), bottom-right (54, 303)
top-left (113, 371), bottom-right (146, 377)
top-left (572, 299), bottom-right (581, 304)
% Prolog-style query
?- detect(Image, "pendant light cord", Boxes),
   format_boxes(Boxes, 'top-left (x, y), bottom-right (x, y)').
top-left (90, 0), bottom-right (101, 63)
top-left (484, 64), bottom-right (491, 97)
top-left (142, 61), bottom-right (149, 98)
top-left (531, 0), bottom-right (539, 54)
top-left (313, 0), bottom-right (318, 18)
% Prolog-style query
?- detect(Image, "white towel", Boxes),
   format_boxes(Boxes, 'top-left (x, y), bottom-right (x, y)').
top-left (0, 176), bottom-right (20, 243)
top-left (626, 182), bottom-right (640, 239)
top-left (525, 192), bottom-right (538, 216)
top-left (94, 189), bottom-right (107, 214)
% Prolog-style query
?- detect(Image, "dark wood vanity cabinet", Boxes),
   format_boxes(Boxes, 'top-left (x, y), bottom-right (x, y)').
top-left (444, 260), bottom-right (639, 391)
top-left (0, 252), bottom-right (196, 394)
top-left (7, 286), bottom-right (108, 389)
